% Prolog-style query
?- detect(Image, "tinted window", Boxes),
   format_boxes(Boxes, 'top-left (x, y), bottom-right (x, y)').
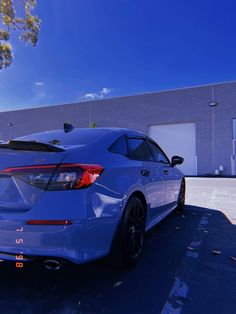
top-left (127, 138), bottom-right (154, 161)
top-left (147, 141), bottom-right (169, 164)
top-left (109, 135), bottom-right (128, 155)
top-left (16, 129), bottom-right (110, 146)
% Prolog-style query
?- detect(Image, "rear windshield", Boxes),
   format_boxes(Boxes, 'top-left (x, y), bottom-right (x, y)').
top-left (16, 129), bottom-right (110, 146)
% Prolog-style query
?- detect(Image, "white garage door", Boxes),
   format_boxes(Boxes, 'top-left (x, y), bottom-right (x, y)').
top-left (149, 123), bottom-right (197, 175)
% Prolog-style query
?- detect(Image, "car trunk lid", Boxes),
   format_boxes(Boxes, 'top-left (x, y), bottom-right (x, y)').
top-left (0, 146), bottom-right (67, 212)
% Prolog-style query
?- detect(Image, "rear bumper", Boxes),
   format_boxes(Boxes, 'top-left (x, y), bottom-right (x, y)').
top-left (0, 217), bottom-right (119, 264)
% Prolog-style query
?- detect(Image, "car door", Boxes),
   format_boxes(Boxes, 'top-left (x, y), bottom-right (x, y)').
top-left (126, 137), bottom-right (165, 221)
top-left (146, 140), bottom-right (172, 215)
top-left (147, 139), bottom-right (180, 211)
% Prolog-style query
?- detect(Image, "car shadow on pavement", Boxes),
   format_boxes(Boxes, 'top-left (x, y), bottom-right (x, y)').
top-left (0, 205), bottom-right (235, 314)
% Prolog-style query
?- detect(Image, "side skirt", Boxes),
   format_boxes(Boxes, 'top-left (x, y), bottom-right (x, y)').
top-left (145, 203), bottom-right (177, 232)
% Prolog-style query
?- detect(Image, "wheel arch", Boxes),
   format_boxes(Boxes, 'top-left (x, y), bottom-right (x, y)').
top-left (109, 190), bottom-right (148, 253)
top-left (108, 189), bottom-right (148, 266)
top-left (127, 190), bottom-right (147, 213)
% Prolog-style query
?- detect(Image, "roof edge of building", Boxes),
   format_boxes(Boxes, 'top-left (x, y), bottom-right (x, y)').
top-left (1, 79), bottom-right (236, 114)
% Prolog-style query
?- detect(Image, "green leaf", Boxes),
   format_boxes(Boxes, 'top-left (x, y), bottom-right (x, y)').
top-left (0, 0), bottom-right (40, 69)
top-left (0, 41), bottom-right (13, 69)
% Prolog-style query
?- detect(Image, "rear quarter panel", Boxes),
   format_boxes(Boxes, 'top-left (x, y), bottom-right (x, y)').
top-left (96, 151), bottom-right (149, 217)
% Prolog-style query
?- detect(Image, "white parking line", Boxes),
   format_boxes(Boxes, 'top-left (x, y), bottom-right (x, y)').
top-left (161, 277), bottom-right (189, 314)
top-left (197, 216), bottom-right (209, 230)
top-left (186, 251), bottom-right (199, 258)
top-left (190, 240), bottom-right (202, 247)
top-left (161, 213), bottom-right (210, 313)
top-left (187, 216), bottom-right (209, 258)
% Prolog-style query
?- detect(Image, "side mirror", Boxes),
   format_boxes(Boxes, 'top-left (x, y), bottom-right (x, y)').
top-left (171, 155), bottom-right (184, 167)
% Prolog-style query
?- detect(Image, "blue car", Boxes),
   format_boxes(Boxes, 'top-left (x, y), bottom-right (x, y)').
top-left (0, 126), bottom-right (184, 269)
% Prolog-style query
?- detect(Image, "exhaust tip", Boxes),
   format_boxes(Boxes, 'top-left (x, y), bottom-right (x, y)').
top-left (43, 259), bottom-right (62, 270)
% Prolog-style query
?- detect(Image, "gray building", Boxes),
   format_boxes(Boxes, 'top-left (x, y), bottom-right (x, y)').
top-left (0, 81), bottom-right (236, 176)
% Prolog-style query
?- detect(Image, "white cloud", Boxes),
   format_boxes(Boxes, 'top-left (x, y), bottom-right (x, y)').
top-left (77, 87), bottom-right (113, 102)
top-left (84, 93), bottom-right (99, 100)
top-left (100, 87), bottom-right (112, 95)
top-left (35, 81), bottom-right (45, 86)
top-left (32, 81), bottom-right (46, 103)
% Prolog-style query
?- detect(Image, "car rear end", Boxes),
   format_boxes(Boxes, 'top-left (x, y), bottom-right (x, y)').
top-left (0, 129), bottom-right (124, 266)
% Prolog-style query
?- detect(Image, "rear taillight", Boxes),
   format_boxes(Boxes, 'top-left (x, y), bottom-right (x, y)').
top-left (48, 164), bottom-right (104, 190)
top-left (3, 165), bottom-right (56, 190)
top-left (2, 164), bottom-right (104, 191)
top-left (26, 220), bottom-right (72, 225)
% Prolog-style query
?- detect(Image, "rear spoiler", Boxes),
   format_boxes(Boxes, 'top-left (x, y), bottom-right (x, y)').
top-left (0, 140), bottom-right (65, 152)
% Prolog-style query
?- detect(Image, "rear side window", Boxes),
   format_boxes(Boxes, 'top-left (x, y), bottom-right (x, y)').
top-left (109, 135), bottom-right (128, 155)
top-left (127, 138), bottom-right (154, 161)
top-left (147, 141), bottom-right (169, 164)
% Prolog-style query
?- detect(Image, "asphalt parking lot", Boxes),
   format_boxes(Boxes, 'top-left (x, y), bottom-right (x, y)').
top-left (0, 178), bottom-right (236, 314)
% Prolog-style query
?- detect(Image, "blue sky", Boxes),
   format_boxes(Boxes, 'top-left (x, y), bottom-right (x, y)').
top-left (0, 0), bottom-right (236, 111)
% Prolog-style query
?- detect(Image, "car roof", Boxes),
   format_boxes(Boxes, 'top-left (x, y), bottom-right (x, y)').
top-left (93, 127), bottom-right (145, 136)
top-left (14, 127), bottom-right (146, 149)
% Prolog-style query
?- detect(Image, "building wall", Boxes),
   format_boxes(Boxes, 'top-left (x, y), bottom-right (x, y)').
top-left (0, 81), bottom-right (236, 175)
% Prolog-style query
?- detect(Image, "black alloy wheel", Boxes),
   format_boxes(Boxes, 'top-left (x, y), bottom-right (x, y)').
top-left (110, 196), bottom-right (146, 268)
top-left (125, 197), bottom-right (146, 261)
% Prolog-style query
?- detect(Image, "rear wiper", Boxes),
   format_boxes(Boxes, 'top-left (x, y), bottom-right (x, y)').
top-left (0, 140), bottom-right (65, 152)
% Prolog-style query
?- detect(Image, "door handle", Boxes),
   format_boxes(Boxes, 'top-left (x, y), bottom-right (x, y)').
top-left (140, 169), bottom-right (150, 177)
top-left (163, 169), bottom-right (169, 175)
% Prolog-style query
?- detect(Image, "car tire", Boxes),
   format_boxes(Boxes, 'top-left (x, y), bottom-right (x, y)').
top-left (110, 196), bottom-right (147, 268)
top-left (177, 179), bottom-right (185, 210)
